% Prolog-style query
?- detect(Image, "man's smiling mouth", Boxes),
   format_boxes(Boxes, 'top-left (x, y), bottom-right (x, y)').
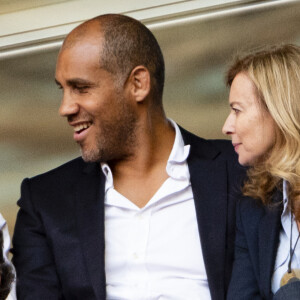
top-left (73, 122), bottom-right (92, 133)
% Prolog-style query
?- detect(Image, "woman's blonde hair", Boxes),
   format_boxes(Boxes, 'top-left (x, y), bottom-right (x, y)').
top-left (226, 44), bottom-right (300, 220)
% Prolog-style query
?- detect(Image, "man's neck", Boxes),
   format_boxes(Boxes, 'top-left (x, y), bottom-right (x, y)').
top-left (109, 117), bottom-right (175, 208)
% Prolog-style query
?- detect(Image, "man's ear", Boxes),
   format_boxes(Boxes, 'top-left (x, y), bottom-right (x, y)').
top-left (127, 66), bottom-right (151, 102)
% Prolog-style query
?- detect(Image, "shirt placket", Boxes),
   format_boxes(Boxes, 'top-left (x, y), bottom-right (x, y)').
top-left (129, 208), bottom-right (151, 299)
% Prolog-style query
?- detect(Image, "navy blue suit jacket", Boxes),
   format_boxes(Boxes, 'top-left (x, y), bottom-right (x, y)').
top-left (273, 280), bottom-right (300, 300)
top-left (227, 192), bottom-right (283, 300)
top-left (12, 127), bottom-right (244, 300)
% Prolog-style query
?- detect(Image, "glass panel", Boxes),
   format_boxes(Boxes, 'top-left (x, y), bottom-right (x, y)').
top-left (1, 1), bottom-right (300, 234)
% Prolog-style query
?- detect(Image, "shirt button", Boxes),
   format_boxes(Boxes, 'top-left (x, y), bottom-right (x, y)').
top-left (133, 252), bottom-right (139, 259)
top-left (135, 213), bottom-right (143, 220)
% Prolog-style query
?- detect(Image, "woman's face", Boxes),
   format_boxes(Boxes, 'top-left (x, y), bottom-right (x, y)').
top-left (222, 72), bottom-right (276, 166)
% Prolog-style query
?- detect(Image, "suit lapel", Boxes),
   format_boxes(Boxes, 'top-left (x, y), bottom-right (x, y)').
top-left (190, 157), bottom-right (228, 300)
top-left (181, 128), bottom-right (227, 300)
top-left (75, 162), bottom-right (106, 299)
top-left (258, 191), bottom-right (282, 298)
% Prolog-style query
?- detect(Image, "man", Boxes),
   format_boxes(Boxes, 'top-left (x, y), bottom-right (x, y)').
top-left (12, 14), bottom-right (244, 299)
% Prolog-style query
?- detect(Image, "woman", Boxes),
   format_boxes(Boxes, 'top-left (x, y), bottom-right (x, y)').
top-left (222, 44), bottom-right (300, 299)
top-left (0, 214), bottom-right (15, 300)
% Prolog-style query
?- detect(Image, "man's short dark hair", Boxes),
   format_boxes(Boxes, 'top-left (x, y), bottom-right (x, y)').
top-left (93, 14), bottom-right (165, 103)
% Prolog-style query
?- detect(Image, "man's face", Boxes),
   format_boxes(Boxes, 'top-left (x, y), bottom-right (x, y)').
top-left (55, 37), bottom-right (138, 162)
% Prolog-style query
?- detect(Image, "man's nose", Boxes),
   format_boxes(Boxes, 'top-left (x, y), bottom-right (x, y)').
top-left (59, 91), bottom-right (79, 117)
top-left (222, 113), bottom-right (235, 136)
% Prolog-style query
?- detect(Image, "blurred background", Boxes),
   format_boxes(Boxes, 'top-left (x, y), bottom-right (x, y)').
top-left (1, 0), bottom-right (300, 236)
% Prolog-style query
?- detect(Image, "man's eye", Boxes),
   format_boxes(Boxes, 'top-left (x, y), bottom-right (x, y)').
top-left (75, 86), bottom-right (89, 93)
top-left (232, 107), bottom-right (240, 114)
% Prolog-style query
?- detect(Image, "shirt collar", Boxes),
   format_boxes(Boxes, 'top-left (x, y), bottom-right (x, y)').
top-left (280, 179), bottom-right (294, 240)
top-left (101, 163), bottom-right (114, 192)
top-left (166, 119), bottom-right (190, 180)
top-left (101, 119), bottom-right (191, 192)
top-left (282, 179), bottom-right (289, 216)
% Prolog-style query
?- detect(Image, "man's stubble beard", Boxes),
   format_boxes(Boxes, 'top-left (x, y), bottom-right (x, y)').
top-left (80, 99), bottom-right (138, 163)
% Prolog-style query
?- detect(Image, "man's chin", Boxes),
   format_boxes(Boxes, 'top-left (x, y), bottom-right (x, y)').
top-left (80, 148), bottom-right (101, 163)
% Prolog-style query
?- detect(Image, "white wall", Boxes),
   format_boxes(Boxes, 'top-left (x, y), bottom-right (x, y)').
top-left (0, 0), bottom-right (250, 54)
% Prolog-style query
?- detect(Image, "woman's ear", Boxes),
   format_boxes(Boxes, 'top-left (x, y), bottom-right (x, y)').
top-left (127, 66), bottom-right (151, 102)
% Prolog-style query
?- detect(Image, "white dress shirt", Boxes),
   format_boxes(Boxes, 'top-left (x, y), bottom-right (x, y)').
top-left (103, 120), bottom-right (211, 300)
top-left (0, 213), bottom-right (16, 300)
top-left (272, 180), bottom-right (300, 293)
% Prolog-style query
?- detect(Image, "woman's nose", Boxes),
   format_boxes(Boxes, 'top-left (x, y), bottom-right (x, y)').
top-left (222, 113), bottom-right (235, 136)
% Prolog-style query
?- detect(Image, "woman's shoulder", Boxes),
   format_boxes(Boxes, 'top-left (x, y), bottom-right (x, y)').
top-left (237, 193), bottom-right (282, 231)
top-left (237, 196), bottom-right (269, 226)
top-left (238, 195), bottom-right (265, 211)
top-left (238, 191), bottom-right (282, 212)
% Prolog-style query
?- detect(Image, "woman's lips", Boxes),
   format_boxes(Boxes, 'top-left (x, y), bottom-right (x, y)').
top-left (232, 143), bottom-right (241, 153)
